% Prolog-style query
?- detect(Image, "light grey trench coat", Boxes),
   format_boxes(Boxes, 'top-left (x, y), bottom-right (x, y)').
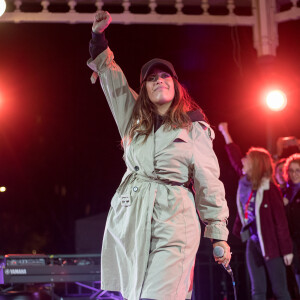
top-left (87, 48), bottom-right (229, 300)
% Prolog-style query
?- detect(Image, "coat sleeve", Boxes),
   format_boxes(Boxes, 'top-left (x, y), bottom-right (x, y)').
top-left (87, 47), bottom-right (138, 138)
top-left (191, 122), bottom-right (229, 241)
top-left (267, 183), bottom-right (293, 255)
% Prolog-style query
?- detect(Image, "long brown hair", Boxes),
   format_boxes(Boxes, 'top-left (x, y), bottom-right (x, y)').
top-left (128, 78), bottom-right (204, 141)
top-left (247, 147), bottom-right (274, 190)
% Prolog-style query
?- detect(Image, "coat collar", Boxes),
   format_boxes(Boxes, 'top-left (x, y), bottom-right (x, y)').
top-left (153, 109), bottom-right (205, 152)
top-left (236, 177), bottom-right (270, 257)
top-left (155, 125), bottom-right (189, 154)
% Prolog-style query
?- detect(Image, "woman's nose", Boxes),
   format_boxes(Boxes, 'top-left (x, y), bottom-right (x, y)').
top-left (155, 76), bottom-right (163, 83)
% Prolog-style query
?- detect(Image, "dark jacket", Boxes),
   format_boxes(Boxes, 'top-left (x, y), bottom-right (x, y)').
top-left (225, 143), bottom-right (293, 260)
top-left (286, 188), bottom-right (300, 249)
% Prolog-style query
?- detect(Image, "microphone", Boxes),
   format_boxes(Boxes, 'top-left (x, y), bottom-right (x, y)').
top-left (213, 246), bottom-right (233, 275)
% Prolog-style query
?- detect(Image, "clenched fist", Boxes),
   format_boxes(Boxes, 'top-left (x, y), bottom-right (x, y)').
top-left (218, 122), bottom-right (228, 134)
top-left (92, 11), bottom-right (112, 34)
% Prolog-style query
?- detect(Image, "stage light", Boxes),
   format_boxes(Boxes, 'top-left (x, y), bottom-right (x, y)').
top-left (0, 186), bottom-right (6, 192)
top-left (0, 0), bottom-right (6, 17)
top-left (266, 90), bottom-right (287, 111)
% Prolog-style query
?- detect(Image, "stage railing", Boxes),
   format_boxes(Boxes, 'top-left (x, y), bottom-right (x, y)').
top-left (0, 0), bottom-right (299, 26)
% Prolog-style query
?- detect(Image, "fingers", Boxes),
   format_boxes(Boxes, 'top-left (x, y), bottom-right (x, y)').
top-left (283, 253), bottom-right (293, 266)
top-left (218, 122), bottom-right (228, 132)
top-left (213, 241), bottom-right (231, 267)
top-left (283, 197), bottom-right (289, 206)
top-left (94, 11), bottom-right (110, 22)
top-left (220, 249), bottom-right (231, 267)
top-left (92, 11), bottom-right (112, 34)
top-left (283, 257), bottom-right (289, 266)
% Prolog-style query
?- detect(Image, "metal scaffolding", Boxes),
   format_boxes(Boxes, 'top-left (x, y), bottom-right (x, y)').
top-left (0, 0), bottom-right (300, 56)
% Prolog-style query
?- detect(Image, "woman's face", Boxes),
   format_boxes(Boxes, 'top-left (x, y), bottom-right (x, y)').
top-left (288, 162), bottom-right (300, 184)
top-left (145, 68), bottom-right (175, 115)
top-left (242, 155), bottom-right (252, 176)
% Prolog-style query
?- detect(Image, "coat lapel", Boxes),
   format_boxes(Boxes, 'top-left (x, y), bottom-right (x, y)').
top-left (255, 177), bottom-right (270, 257)
top-left (154, 125), bottom-right (189, 154)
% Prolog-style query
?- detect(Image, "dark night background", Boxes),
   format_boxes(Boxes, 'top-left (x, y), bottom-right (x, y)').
top-left (0, 15), bottom-right (300, 298)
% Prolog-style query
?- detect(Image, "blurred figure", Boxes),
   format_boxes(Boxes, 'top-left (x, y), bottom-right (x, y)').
top-left (276, 136), bottom-right (300, 160)
top-left (275, 158), bottom-right (288, 203)
top-left (219, 122), bottom-right (293, 300)
top-left (284, 153), bottom-right (300, 294)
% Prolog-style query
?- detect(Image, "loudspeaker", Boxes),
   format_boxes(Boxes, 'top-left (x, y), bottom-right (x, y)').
top-left (75, 212), bottom-right (108, 254)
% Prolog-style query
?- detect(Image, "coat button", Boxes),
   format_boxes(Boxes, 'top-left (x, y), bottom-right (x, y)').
top-left (264, 204), bottom-right (268, 208)
top-left (133, 186), bottom-right (138, 192)
top-left (134, 166), bottom-right (139, 171)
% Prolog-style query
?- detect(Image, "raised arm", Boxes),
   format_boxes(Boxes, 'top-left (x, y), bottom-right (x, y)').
top-left (218, 122), bottom-right (233, 145)
top-left (218, 122), bottom-right (244, 177)
top-left (87, 11), bottom-right (138, 138)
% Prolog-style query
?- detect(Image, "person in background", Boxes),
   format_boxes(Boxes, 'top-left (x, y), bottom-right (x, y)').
top-left (283, 153), bottom-right (300, 295)
top-left (276, 136), bottom-right (300, 160)
top-left (86, 11), bottom-right (231, 300)
top-left (218, 122), bottom-right (293, 300)
top-left (275, 158), bottom-right (287, 202)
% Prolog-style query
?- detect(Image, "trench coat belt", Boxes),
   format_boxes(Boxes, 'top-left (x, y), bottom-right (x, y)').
top-left (116, 171), bottom-right (189, 196)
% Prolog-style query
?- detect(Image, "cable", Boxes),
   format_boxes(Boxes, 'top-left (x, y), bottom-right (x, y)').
top-left (229, 270), bottom-right (237, 300)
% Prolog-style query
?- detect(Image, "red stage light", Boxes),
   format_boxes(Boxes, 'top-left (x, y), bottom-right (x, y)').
top-left (265, 90), bottom-right (287, 111)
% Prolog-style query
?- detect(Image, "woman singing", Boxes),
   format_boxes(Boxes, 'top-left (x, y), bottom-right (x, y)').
top-left (87, 11), bottom-right (231, 300)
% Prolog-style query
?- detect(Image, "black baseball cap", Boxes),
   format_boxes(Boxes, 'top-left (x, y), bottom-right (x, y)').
top-left (140, 58), bottom-right (178, 84)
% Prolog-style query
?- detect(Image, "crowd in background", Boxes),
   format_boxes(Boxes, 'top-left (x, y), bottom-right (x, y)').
top-left (218, 124), bottom-right (300, 300)
top-left (274, 136), bottom-right (300, 299)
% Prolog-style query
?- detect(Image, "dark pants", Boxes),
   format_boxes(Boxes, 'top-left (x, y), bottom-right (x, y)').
top-left (246, 238), bottom-right (291, 300)
top-left (292, 241), bottom-right (300, 293)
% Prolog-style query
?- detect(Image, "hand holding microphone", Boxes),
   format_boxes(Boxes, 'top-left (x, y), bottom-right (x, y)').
top-left (213, 242), bottom-right (232, 275)
top-left (213, 243), bottom-right (237, 300)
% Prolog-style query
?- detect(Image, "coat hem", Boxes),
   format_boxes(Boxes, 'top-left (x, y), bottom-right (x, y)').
top-left (141, 292), bottom-right (191, 300)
